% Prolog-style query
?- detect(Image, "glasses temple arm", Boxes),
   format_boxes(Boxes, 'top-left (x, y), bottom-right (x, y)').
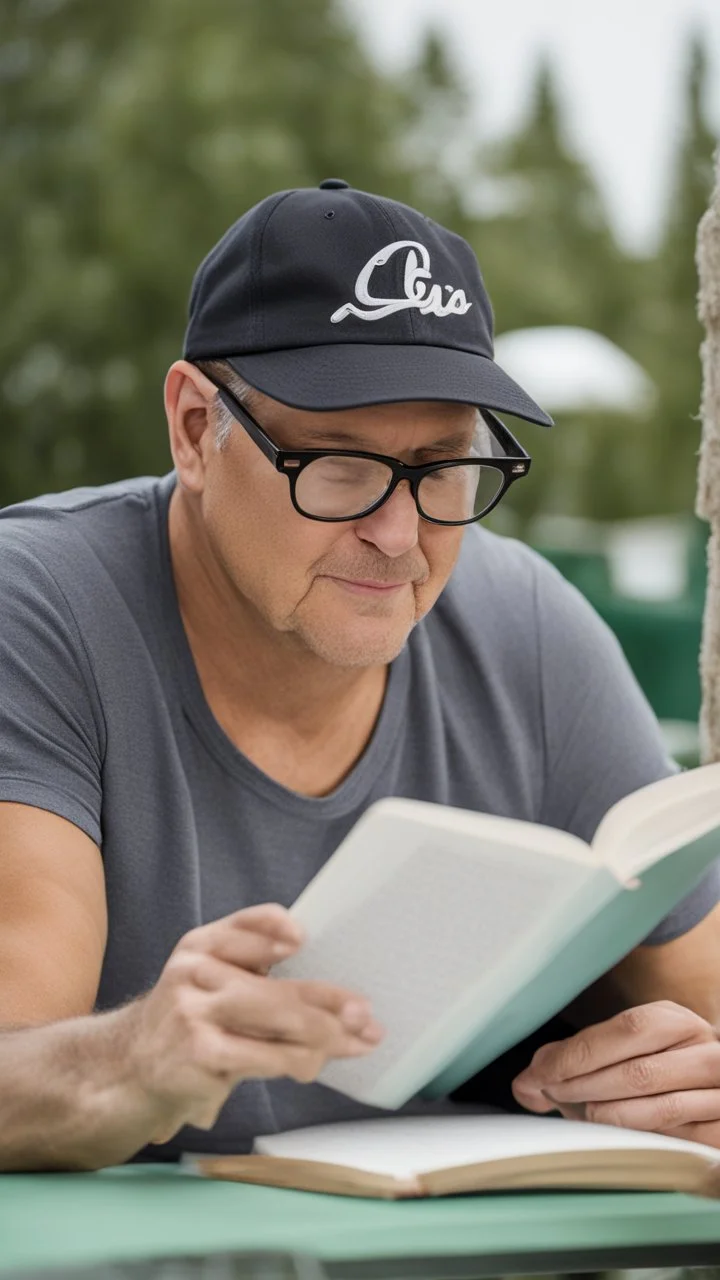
top-left (193, 363), bottom-right (280, 465)
top-left (479, 409), bottom-right (530, 460)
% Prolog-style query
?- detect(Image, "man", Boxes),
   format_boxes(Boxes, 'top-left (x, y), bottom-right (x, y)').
top-left (2, 180), bottom-right (720, 1172)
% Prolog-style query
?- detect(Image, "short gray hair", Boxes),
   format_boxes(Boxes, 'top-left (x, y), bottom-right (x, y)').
top-left (474, 410), bottom-right (493, 455)
top-left (195, 358), bottom-right (494, 457)
top-left (194, 359), bottom-right (259, 451)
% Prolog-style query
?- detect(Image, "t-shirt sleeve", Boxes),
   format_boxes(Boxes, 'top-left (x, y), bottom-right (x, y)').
top-left (0, 535), bottom-right (105, 847)
top-left (533, 553), bottom-right (720, 945)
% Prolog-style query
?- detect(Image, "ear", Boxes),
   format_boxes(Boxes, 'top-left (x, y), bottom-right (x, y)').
top-left (164, 360), bottom-right (220, 493)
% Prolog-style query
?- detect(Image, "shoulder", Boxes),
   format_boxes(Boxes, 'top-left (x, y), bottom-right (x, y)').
top-left (434, 523), bottom-right (599, 648)
top-left (0, 473), bottom-right (160, 531)
top-left (427, 524), bottom-right (634, 727)
top-left (0, 473), bottom-right (166, 588)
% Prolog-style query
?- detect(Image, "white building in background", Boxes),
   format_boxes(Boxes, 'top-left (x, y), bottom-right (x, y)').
top-left (494, 326), bottom-right (697, 761)
top-left (494, 325), bottom-right (657, 416)
top-left (494, 324), bottom-right (685, 601)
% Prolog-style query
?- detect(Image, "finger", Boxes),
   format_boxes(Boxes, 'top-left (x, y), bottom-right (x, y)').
top-left (229, 903), bottom-right (305, 945)
top-left (150, 1038), bottom-right (329, 1138)
top-left (182, 952), bottom-right (266, 993)
top-left (286, 979), bottom-right (381, 1037)
top-left (512, 1004), bottom-right (710, 1110)
top-left (587, 1089), bottom-right (720, 1132)
top-left (290, 978), bottom-right (373, 1023)
top-left (211, 1040), bottom-right (338, 1089)
top-left (544, 1095), bottom-right (587, 1121)
top-left (511, 1086), bottom-right (556, 1114)
top-left (161, 1084), bottom-right (229, 1138)
top-left (191, 1024), bottom-right (380, 1101)
top-left (209, 974), bottom-right (383, 1054)
top-left (176, 957), bottom-right (384, 1048)
top-left (190, 963), bottom-right (382, 1041)
top-left (547, 1043), bottom-right (720, 1105)
top-left (183, 925), bottom-right (297, 974)
top-left (150, 1013), bottom-right (384, 1139)
top-left (183, 904), bottom-right (305, 953)
top-left (516, 1087), bottom-right (587, 1120)
top-left (176, 1043), bottom-right (284, 1134)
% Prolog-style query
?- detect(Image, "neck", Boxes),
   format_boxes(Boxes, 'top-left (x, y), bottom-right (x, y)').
top-left (166, 486), bottom-right (387, 741)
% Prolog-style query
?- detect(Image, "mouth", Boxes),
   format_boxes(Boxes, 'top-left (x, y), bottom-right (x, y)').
top-left (324, 576), bottom-right (410, 596)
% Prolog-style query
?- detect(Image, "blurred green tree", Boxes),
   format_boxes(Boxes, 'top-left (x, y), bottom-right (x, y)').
top-left (0, 0), bottom-right (454, 504)
top-left (0, 8), bottom-right (716, 534)
top-left (467, 59), bottom-right (646, 526)
top-left (473, 46), bottom-right (717, 528)
top-left (401, 28), bottom-right (474, 230)
top-left (473, 60), bottom-right (629, 338)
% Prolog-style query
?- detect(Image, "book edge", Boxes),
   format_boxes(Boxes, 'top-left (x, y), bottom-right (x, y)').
top-left (422, 1146), bottom-right (718, 1198)
top-left (191, 1153), bottom-right (422, 1199)
top-left (190, 1146), bottom-right (718, 1201)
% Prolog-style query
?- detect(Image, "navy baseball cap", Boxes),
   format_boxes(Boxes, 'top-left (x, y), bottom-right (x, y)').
top-left (183, 179), bottom-right (553, 427)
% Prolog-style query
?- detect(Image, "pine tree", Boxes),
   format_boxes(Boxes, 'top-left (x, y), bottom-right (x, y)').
top-left (469, 58), bottom-right (640, 525)
top-left (475, 59), bottom-right (627, 338)
top-left (401, 29), bottom-right (473, 228)
top-left (0, 0), bottom-right (448, 506)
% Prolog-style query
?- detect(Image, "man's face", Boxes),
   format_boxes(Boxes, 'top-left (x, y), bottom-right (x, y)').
top-left (196, 388), bottom-right (477, 668)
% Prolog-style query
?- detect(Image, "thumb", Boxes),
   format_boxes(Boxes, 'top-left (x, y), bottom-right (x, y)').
top-left (511, 1074), bottom-right (557, 1113)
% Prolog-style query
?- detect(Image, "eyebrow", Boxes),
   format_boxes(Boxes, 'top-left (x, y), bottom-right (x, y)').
top-left (288, 429), bottom-right (476, 458)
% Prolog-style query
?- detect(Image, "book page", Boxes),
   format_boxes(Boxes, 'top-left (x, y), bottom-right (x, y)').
top-left (591, 761), bottom-right (720, 878)
top-left (255, 1114), bottom-right (720, 1179)
top-left (274, 806), bottom-right (600, 1105)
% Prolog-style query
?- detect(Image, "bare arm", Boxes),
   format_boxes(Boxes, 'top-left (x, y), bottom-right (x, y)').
top-left (563, 905), bottom-right (720, 1029)
top-left (0, 804), bottom-right (382, 1171)
top-left (0, 803), bottom-right (107, 1025)
top-left (0, 915), bottom-right (382, 1171)
top-left (0, 1005), bottom-right (158, 1170)
top-left (599, 904), bottom-right (720, 1025)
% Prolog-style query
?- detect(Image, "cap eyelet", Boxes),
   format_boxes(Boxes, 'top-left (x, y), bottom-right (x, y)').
top-left (324, 209), bottom-right (336, 219)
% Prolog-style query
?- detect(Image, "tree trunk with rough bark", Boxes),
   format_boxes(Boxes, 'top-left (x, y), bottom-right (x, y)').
top-left (696, 148), bottom-right (720, 763)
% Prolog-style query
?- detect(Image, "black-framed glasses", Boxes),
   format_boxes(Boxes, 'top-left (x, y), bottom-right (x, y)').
top-left (201, 371), bottom-right (531, 526)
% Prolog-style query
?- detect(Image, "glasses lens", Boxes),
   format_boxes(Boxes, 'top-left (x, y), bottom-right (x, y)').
top-left (295, 456), bottom-right (393, 519)
top-left (417, 463), bottom-right (505, 523)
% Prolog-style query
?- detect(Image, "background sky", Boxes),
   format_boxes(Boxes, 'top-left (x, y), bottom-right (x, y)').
top-left (345, 0), bottom-right (720, 254)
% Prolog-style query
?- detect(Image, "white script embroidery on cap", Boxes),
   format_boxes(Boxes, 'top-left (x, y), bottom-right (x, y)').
top-left (330, 240), bottom-right (472, 323)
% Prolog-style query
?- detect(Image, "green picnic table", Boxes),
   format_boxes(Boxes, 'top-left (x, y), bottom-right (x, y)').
top-left (3, 1164), bottom-right (720, 1277)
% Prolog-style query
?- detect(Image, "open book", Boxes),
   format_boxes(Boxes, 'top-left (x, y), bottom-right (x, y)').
top-left (271, 763), bottom-right (720, 1108)
top-left (193, 1114), bottom-right (720, 1199)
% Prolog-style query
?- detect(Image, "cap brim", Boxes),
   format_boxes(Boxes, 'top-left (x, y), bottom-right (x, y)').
top-left (225, 345), bottom-right (553, 426)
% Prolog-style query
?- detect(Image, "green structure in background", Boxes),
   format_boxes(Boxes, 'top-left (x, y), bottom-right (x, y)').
top-left (535, 521), bottom-right (707, 767)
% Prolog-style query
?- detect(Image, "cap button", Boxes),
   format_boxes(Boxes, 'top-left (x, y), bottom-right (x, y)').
top-left (319, 178), bottom-right (349, 190)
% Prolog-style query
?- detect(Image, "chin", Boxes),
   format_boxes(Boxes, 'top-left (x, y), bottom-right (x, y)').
top-left (299, 621), bottom-right (414, 669)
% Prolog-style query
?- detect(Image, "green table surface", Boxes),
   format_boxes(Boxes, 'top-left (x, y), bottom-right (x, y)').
top-left (3, 1166), bottom-right (720, 1277)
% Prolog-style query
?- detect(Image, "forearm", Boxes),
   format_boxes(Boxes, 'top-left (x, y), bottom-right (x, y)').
top-left (0, 905), bottom-right (382, 1172)
top-left (564, 968), bottom-right (720, 1032)
top-left (0, 1003), bottom-right (171, 1172)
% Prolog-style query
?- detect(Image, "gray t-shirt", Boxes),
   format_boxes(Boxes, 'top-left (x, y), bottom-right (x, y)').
top-left (1, 472), bottom-right (717, 1157)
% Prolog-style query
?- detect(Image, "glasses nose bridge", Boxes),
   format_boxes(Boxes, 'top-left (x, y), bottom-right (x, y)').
top-left (374, 467), bottom-right (422, 518)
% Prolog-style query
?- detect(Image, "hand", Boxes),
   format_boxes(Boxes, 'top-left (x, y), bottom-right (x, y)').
top-left (126, 903), bottom-right (383, 1141)
top-left (512, 1000), bottom-right (720, 1148)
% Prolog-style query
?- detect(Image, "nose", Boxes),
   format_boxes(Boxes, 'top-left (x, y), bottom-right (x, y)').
top-left (355, 480), bottom-right (420, 558)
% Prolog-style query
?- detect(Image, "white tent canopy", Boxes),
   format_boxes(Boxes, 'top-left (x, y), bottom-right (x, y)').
top-left (494, 326), bottom-right (657, 416)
